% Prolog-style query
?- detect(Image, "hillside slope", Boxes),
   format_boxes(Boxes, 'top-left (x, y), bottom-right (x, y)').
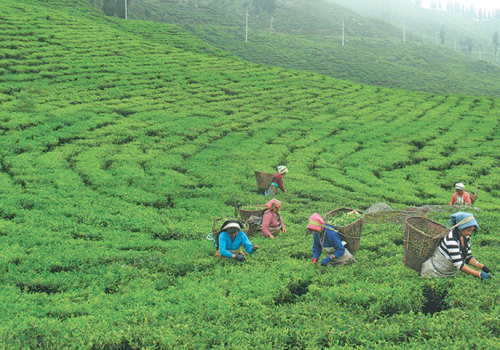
top-left (0, 0), bottom-right (500, 348)
top-left (111, 0), bottom-right (500, 97)
top-left (330, 0), bottom-right (500, 60)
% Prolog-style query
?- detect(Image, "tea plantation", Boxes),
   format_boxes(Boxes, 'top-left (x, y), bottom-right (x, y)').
top-left (0, 0), bottom-right (499, 348)
top-left (122, 0), bottom-right (500, 97)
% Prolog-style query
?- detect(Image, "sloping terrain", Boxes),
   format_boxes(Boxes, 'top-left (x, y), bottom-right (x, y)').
top-left (0, 0), bottom-right (499, 348)
top-left (330, 0), bottom-right (500, 59)
top-left (112, 0), bottom-right (500, 96)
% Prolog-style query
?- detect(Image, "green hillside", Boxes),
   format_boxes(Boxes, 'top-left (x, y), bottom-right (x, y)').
top-left (330, 0), bottom-right (500, 59)
top-left (107, 0), bottom-right (500, 97)
top-left (1, 0), bottom-right (500, 348)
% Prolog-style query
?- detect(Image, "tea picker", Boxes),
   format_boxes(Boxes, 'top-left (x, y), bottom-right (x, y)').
top-left (449, 182), bottom-right (473, 205)
top-left (261, 198), bottom-right (287, 239)
top-left (264, 165), bottom-right (288, 196)
top-left (420, 212), bottom-right (492, 280)
top-left (213, 220), bottom-right (259, 261)
top-left (307, 212), bottom-right (355, 267)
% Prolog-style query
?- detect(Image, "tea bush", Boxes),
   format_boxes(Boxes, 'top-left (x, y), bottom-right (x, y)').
top-left (0, 0), bottom-right (499, 348)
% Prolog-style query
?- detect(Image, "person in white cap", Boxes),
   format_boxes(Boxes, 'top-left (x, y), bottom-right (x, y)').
top-left (265, 165), bottom-right (288, 196)
top-left (450, 182), bottom-right (471, 205)
top-left (421, 212), bottom-right (492, 280)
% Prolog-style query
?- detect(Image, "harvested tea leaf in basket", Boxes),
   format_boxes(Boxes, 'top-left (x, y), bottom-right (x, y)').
top-left (328, 210), bottom-right (362, 227)
top-left (242, 206), bottom-right (267, 211)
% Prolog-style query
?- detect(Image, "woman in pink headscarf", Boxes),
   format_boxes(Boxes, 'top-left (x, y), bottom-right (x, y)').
top-left (261, 198), bottom-right (286, 239)
top-left (307, 212), bottom-right (354, 267)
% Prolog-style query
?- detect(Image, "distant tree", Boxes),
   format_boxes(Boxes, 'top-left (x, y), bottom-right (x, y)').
top-left (102, 0), bottom-right (116, 16)
top-left (478, 9), bottom-right (483, 21)
top-left (101, 0), bottom-right (130, 18)
top-left (469, 5), bottom-right (475, 19)
top-left (493, 32), bottom-right (499, 55)
top-left (252, 0), bottom-right (276, 15)
top-left (263, 0), bottom-right (276, 14)
top-left (466, 38), bottom-right (474, 53)
top-left (440, 27), bottom-right (445, 44)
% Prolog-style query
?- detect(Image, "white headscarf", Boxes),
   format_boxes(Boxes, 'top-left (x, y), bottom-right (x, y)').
top-left (277, 165), bottom-right (288, 174)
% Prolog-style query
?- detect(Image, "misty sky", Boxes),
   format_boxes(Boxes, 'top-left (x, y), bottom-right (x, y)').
top-left (421, 0), bottom-right (500, 11)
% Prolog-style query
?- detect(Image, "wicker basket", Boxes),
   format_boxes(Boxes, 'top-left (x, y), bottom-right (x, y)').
top-left (325, 207), bottom-right (363, 254)
top-left (238, 206), bottom-right (267, 237)
top-left (403, 216), bottom-right (449, 273)
top-left (238, 205), bottom-right (267, 222)
top-left (470, 193), bottom-right (478, 205)
top-left (254, 171), bottom-right (275, 190)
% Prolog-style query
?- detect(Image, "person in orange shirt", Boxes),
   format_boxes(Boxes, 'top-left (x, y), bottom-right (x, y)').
top-left (450, 183), bottom-right (471, 205)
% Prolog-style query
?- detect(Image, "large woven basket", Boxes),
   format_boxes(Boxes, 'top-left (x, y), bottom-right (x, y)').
top-left (254, 171), bottom-right (275, 190)
top-left (325, 207), bottom-right (363, 254)
top-left (469, 193), bottom-right (478, 205)
top-left (238, 205), bottom-right (267, 237)
top-left (404, 216), bottom-right (448, 273)
top-left (238, 205), bottom-right (267, 222)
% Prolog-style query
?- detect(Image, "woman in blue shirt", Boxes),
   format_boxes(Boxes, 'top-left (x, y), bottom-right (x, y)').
top-left (216, 220), bottom-right (258, 261)
top-left (307, 212), bottom-right (354, 266)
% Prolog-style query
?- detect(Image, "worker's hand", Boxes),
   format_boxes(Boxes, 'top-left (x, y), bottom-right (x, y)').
top-left (312, 258), bottom-right (317, 265)
top-left (282, 228), bottom-right (287, 234)
top-left (482, 265), bottom-right (491, 273)
top-left (269, 235), bottom-right (275, 239)
top-left (480, 272), bottom-right (492, 280)
top-left (252, 245), bottom-right (259, 253)
top-left (234, 254), bottom-right (246, 262)
top-left (321, 257), bottom-right (331, 266)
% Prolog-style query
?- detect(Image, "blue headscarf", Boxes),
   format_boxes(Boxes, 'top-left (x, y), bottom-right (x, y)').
top-left (448, 212), bottom-right (480, 231)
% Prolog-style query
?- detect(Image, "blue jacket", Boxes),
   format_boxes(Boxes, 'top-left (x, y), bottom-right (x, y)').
top-left (312, 224), bottom-right (345, 259)
top-left (218, 230), bottom-right (255, 258)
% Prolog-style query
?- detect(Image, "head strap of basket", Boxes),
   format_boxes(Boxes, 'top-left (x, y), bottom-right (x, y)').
top-left (277, 165), bottom-right (288, 174)
top-left (448, 212), bottom-right (479, 231)
top-left (455, 182), bottom-right (465, 190)
top-left (307, 212), bottom-right (325, 231)
top-left (266, 198), bottom-right (281, 210)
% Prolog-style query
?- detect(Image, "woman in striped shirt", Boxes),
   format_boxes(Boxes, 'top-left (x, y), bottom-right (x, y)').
top-left (421, 212), bottom-right (492, 280)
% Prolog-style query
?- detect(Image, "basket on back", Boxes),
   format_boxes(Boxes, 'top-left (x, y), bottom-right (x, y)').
top-left (403, 216), bottom-right (448, 273)
top-left (325, 208), bottom-right (363, 254)
top-left (254, 171), bottom-right (275, 190)
top-left (469, 190), bottom-right (478, 205)
top-left (238, 205), bottom-right (266, 236)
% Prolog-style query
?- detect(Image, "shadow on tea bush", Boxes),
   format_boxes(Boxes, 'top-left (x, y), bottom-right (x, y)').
top-left (422, 283), bottom-right (449, 315)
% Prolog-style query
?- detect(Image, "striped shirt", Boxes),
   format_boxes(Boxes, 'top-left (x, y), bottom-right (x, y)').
top-left (438, 230), bottom-right (473, 270)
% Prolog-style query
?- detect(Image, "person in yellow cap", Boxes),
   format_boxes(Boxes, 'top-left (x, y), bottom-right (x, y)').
top-left (307, 212), bottom-right (354, 267)
top-left (265, 165), bottom-right (288, 196)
